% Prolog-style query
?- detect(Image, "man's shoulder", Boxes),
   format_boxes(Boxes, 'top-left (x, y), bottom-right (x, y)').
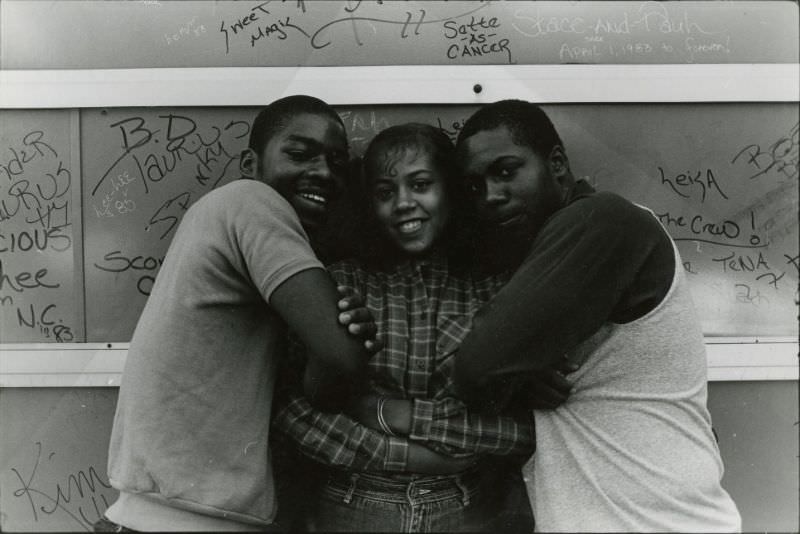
top-left (546, 188), bottom-right (669, 255)
top-left (565, 190), bottom-right (660, 230)
top-left (200, 179), bottom-right (280, 205)
top-left (570, 189), bottom-right (635, 212)
top-left (193, 180), bottom-right (297, 222)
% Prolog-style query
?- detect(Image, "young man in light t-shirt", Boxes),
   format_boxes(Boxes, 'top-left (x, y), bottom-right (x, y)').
top-left (97, 96), bottom-right (378, 532)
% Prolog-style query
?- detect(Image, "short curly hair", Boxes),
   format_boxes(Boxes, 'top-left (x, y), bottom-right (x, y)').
top-left (456, 99), bottom-right (563, 158)
top-left (248, 95), bottom-right (345, 153)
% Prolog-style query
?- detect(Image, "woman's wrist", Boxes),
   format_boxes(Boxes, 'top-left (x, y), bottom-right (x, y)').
top-left (376, 396), bottom-right (397, 436)
top-left (382, 398), bottom-right (412, 436)
top-left (348, 394), bottom-right (413, 436)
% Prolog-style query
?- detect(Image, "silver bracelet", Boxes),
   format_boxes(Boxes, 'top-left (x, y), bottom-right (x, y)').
top-left (376, 396), bottom-right (396, 437)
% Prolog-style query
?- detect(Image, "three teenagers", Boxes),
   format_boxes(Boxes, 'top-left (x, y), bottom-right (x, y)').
top-left (101, 96), bottom-right (380, 532)
top-left (101, 94), bottom-right (740, 532)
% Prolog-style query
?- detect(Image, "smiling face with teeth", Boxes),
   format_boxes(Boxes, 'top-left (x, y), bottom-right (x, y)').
top-left (370, 148), bottom-right (452, 257)
top-left (242, 113), bottom-right (349, 233)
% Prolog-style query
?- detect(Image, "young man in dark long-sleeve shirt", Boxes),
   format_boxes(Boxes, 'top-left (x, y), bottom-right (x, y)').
top-left (452, 100), bottom-right (741, 532)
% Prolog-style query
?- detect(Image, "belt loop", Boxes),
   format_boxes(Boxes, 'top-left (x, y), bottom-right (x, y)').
top-left (405, 480), bottom-right (415, 505)
top-left (343, 473), bottom-right (359, 504)
top-left (454, 474), bottom-right (470, 507)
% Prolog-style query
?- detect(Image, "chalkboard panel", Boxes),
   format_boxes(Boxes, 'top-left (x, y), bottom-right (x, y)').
top-left (551, 104), bottom-right (798, 336)
top-left (81, 103), bottom-right (798, 341)
top-left (2, 384), bottom-right (798, 532)
top-left (81, 108), bottom-right (253, 341)
top-left (0, 387), bottom-right (119, 532)
top-left (1, 111), bottom-right (79, 343)
top-left (1, 1), bottom-right (797, 69)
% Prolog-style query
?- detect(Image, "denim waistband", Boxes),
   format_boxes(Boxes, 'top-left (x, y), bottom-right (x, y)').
top-left (323, 468), bottom-right (481, 506)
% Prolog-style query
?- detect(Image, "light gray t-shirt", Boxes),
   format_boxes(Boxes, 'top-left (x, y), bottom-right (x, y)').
top-left (107, 180), bottom-right (322, 528)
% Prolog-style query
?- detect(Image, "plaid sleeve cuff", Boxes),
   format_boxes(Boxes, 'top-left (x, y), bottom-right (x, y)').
top-left (384, 436), bottom-right (410, 471)
top-left (408, 398), bottom-right (435, 441)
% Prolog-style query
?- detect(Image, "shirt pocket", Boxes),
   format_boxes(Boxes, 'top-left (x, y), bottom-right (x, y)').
top-left (430, 313), bottom-right (473, 399)
top-left (435, 313), bottom-right (475, 360)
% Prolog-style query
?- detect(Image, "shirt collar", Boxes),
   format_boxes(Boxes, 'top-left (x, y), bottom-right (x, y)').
top-left (566, 179), bottom-right (596, 204)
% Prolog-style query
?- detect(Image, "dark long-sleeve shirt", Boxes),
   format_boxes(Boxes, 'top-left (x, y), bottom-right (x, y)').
top-left (454, 180), bottom-right (675, 411)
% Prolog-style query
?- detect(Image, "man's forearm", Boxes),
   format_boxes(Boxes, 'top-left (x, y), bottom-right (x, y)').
top-left (405, 442), bottom-right (476, 474)
top-left (350, 395), bottom-right (535, 456)
top-left (454, 194), bottom-right (666, 408)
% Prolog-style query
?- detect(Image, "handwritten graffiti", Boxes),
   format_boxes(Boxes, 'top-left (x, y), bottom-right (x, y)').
top-left (732, 122), bottom-right (799, 181)
top-left (512, 11), bottom-right (587, 38)
top-left (755, 271), bottom-right (786, 291)
top-left (682, 261), bottom-right (698, 274)
top-left (712, 251), bottom-right (786, 292)
top-left (146, 191), bottom-right (191, 240)
top-left (512, 3), bottom-right (729, 63)
top-left (93, 171), bottom-right (137, 219)
top-left (165, 17), bottom-right (207, 46)
top-left (308, 3), bottom-right (489, 50)
top-left (734, 283), bottom-right (769, 306)
top-left (0, 131), bottom-right (57, 181)
top-left (216, 1), bottom-right (543, 63)
top-left (684, 36), bottom-right (731, 63)
top-left (220, 2), bottom-right (310, 53)
top-left (338, 110), bottom-right (391, 153)
top-left (93, 113), bottom-right (249, 198)
top-left (785, 253), bottom-right (800, 274)
top-left (91, 113), bottom-right (248, 243)
top-left (656, 211), bottom-right (768, 249)
top-left (94, 250), bottom-right (165, 296)
top-left (16, 303), bottom-right (74, 341)
top-left (0, 128), bottom-right (73, 341)
top-left (658, 166), bottom-right (728, 203)
top-left (635, 3), bottom-right (718, 35)
top-left (713, 251), bottom-right (770, 273)
top-left (511, 6), bottom-right (718, 38)
top-left (0, 259), bottom-right (74, 340)
top-left (443, 15), bottom-right (515, 64)
top-left (0, 260), bottom-right (60, 293)
top-left (0, 131), bottom-right (71, 229)
top-left (0, 226), bottom-right (71, 253)
top-left (10, 442), bottom-right (113, 531)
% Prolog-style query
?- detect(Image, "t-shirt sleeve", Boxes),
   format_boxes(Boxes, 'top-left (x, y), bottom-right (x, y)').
top-left (228, 181), bottom-right (323, 301)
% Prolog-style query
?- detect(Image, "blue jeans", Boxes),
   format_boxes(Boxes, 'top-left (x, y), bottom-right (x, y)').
top-left (306, 468), bottom-right (498, 533)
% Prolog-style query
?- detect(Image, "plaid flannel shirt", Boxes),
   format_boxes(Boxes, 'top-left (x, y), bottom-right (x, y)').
top-left (272, 256), bottom-right (536, 473)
